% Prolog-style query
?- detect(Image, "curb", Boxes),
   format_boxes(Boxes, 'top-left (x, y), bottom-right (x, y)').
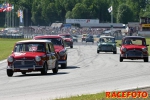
top-left (0, 59), bottom-right (7, 64)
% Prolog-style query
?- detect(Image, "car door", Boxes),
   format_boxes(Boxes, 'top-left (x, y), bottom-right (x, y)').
top-left (48, 43), bottom-right (57, 68)
top-left (46, 43), bottom-right (52, 69)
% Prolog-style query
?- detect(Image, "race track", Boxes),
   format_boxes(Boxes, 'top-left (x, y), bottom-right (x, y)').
top-left (0, 41), bottom-right (150, 100)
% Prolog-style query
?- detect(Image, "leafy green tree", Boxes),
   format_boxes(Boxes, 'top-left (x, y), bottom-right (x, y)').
top-left (65, 11), bottom-right (73, 19)
top-left (117, 4), bottom-right (133, 24)
top-left (31, 0), bottom-right (43, 25)
top-left (72, 3), bottom-right (90, 19)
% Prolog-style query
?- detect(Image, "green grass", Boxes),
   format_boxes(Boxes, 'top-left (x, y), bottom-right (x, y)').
top-left (0, 38), bottom-right (29, 60)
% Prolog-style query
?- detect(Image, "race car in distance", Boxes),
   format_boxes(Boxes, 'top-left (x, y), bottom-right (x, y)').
top-left (97, 36), bottom-right (117, 54)
top-left (86, 35), bottom-right (94, 43)
top-left (34, 35), bottom-right (68, 68)
top-left (72, 35), bottom-right (78, 42)
top-left (119, 36), bottom-right (149, 62)
top-left (7, 40), bottom-right (59, 77)
top-left (58, 33), bottom-right (73, 48)
top-left (82, 34), bottom-right (87, 42)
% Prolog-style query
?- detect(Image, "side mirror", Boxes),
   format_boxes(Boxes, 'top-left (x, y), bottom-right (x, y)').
top-left (146, 44), bottom-right (149, 46)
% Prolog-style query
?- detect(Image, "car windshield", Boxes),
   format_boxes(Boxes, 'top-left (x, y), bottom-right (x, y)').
top-left (14, 43), bottom-right (45, 52)
top-left (99, 37), bottom-right (115, 43)
top-left (63, 35), bottom-right (71, 38)
top-left (88, 35), bottom-right (93, 38)
top-left (82, 34), bottom-right (87, 37)
top-left (123, 38), bottom-right (145, 45)
top-left (36, 38), bottom-right (62, 45)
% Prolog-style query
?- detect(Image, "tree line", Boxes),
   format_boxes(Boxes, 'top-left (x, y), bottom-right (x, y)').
top-left (0, 0), bottom-right (149, 27)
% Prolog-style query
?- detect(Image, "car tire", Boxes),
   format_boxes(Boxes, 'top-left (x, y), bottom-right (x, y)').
top-left (70, 45), bottom-right (73, 48)
top-left (7, 69), bottom-right (14, 77)
top-left (52, 61), bottom-right (58, 74)
top-left (113, 51), bottom-right (117, 54)
top-left (97, 50), bottom-right (99, 54)
top-left (21, 72), bottom-right (26, 75)
top-left (120, 55), bottom-right (123, 62)
top-left (61, 62), bottom-right (67, 68)
top-left (41, 64), bottom-right (48, 75)
top-left (144, 57), bottom-right (149, 62)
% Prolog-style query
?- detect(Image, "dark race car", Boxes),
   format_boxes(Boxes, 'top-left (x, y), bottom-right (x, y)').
top-left (97, 36), bottom-right (117, 54)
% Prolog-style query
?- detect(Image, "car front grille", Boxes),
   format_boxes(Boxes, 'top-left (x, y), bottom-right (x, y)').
top-left (13, 60), bottom-right (36, 68)
top-left (126, 50), bottom-right (143, 57)
top-left (101, 45), bottom-right (113, 51)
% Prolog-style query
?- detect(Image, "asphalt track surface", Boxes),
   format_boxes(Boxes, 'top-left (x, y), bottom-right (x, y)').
top-left (0, 41), bottom-right (150, 100)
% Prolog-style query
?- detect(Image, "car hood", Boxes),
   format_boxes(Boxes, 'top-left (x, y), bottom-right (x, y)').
top-left (11, 52), bottom-right (45, 60)
top-left (73, 37), bottom-right (77, 39)
top-left (123, 45), bottom-right (146, 50)
top-left (54, 45), bottom-right (64, 52)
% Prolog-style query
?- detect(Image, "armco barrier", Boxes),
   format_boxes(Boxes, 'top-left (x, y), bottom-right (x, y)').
top-left (0, 34), bottom-right (24, 39)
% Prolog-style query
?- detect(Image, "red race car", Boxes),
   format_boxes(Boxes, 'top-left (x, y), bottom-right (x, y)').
top-left (58, 33), bottom-right (73, 48)
top-left (34, 35), bottom-right (68, 68)
top-left (7, 40), bottom-right (59, 77)
top-left (119, 36), bottom-right (149, 62)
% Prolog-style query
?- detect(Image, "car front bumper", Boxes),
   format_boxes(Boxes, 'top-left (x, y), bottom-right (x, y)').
top-left (58, 60), bottom-right (67, 64)
top-left (7, 65), bottom-right (43, 72)
top-left (120, 50), bottom-right (148, 59)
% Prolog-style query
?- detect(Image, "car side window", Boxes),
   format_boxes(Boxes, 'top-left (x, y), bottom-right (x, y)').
top-left (46, 43), bottom-right (50, 53)
top-left (49, 43), bottom-right (55, 53)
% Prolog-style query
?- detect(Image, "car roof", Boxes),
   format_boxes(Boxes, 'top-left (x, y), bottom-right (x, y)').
top-left (100, 36), bottom-right (115, 38)
top-left (17, 39), bottom-right (52, 43)
top-left (123, 36), bottom-right (145, 39)
top-left (34, 35), bottom-right (62, 39)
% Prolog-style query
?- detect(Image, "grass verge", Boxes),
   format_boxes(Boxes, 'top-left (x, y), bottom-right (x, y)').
top-left (55, 87), bottom-right (150, 100)
top-left (0, 38), bottom-right (29, 60)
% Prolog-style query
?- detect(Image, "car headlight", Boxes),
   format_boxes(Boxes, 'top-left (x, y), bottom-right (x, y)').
top-left (142, 48), bottom-right (147, 52)
top-left (59, 49), bottom-right (66, 56)
top-left (122, 47), bottom-right (126, 52)
top-left (7, 56), bottom-right (14, 62)
top-left (35, 56), bottom-right (41, 62)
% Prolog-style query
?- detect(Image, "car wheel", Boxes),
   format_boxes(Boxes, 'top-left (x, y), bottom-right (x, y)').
top-left (52, 61), bottom-right (58, 74)
top-left (144, 57), bottom-right (149, 62)
top-left (21, 72), bottom-right (26, 75)
top-left (7, 69), bottom-right (14, 77)
top-left (113, 51), bottom-right (117, 54)
top-left (61, 62), bottom-right (67, 68)
top-left (70, 45), bottom-right (73, 48)
top-left (97, 50), bottom-right (99, 54)
top-left (120, 55), bottom-right (123, 62)
top-left (41, 64), bottom-right (48, 75)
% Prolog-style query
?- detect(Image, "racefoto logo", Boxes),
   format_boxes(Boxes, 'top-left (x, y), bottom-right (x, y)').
top-left (106, 91), bottom-right (148, 98)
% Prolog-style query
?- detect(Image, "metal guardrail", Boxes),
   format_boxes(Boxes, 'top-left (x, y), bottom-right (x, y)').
top-left (0, 32), bottom-right (124, 40)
